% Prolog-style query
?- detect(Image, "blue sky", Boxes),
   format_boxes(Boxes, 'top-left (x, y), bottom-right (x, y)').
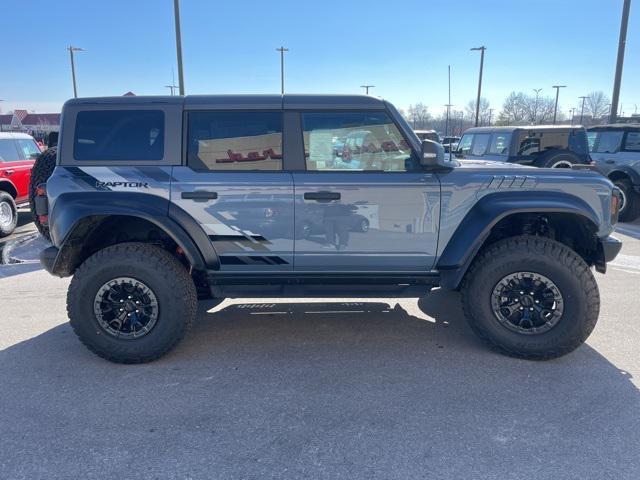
top-left (1, 0), bottom-right (639, 117)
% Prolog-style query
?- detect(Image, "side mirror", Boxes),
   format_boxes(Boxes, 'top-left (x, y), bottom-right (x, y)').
top-left (420, 140), bottom-right (445, 167)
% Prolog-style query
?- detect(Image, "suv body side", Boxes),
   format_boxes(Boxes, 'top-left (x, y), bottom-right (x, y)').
top-left (455, 126), bottom-right (590, 166)
top-left (44, 95), bottom-right (618, 291)
top-left (588, 125), bottom-right (640, 187)
top-left (0, 133), bottom-right (40, 204)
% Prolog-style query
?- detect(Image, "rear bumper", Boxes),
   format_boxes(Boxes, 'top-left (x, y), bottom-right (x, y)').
top-left (595, 235), bottom-right (622, 273)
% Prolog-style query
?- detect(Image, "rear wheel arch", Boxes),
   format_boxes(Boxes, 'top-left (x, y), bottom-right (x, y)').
top-left (52, 213), bottom-right (209, 277)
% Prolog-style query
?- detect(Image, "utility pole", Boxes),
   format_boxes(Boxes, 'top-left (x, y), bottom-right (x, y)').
top-left (569, 108), bottom-right (575, 125)
top-left (606, 104), bottom-right (612, 122)
top-left (471, 46), bottom-right (486, 127)
top-left (360, 85), bottom-right (375, 95)
top-left (610, 0), bottom-right (630, 123)
top-left (173, 0), bottom-right (185, 95)
top-left (488, 108), bottom-right (494, 126)
top-left (579, 96), bottom-right (588, 124)
top-left (67, 46), bottom-right (84, 98)
top-left (165, 69), bottom-right (179, 95)
top-left (533, 88), bottom-right (542, 123)
top-left (552, 85), bottom-right (566, 124)
top-left (276, 46), bottom-right (289, 95)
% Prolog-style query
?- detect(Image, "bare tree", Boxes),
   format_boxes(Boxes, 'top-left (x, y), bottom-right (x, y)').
top-left (521, 94), bottom-right (555, 123)
top-left (407, 103), bottom-right (431, 129)
top-left (465, 98), bottom-right (490, 125)
top-left (497, 92), bottom-right (526, 125)
top-left (585, 91), bottom-right (611, 120)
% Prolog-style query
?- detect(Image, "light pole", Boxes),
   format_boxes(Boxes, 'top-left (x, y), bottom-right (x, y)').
top-left (552, 85), bottom-right (566, 124)
top-left (487, 108), bottom-right (494, 126)
top-left (173, 0), bottom-right (185, 95)
top-left (569, 108), bottom-right (575, 125)
top-left (610, 0), bottom-right (630, 123)
top-left (471, 46), bottom-right (486, 127)
top-left (67, 46), bottom-right (84, 98)
top-left (360, 85), bottom-right (375, 95)
top-left (444, 104), bottom-right (453, 136)
top-left (579, 96), bottom-right (588, 125)
top-left (533, 88), bottom-right (542, 123)
top-left (276, 46), bottom-right (289, 95)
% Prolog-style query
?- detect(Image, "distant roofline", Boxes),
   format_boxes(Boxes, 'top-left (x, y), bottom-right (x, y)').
top-left (464, 125), bottom-right (585, 133)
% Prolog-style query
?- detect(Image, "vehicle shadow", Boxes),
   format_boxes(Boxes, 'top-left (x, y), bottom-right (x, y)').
top-left (0, 290), bottom-right (638, 478)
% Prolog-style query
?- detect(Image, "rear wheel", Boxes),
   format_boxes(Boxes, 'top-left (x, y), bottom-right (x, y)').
top-left (613, 177), bottom-right (640, 222)
top-left (67, 243), bottom-right (198, 363)
top-left (0, 192), bottom-right (17, 238)
top-left (29, 147), bottom-right (57, 240)
top-left (534, 152), bottom-right (579, 169)
top-left (461, 236), bottom-right (599, 360)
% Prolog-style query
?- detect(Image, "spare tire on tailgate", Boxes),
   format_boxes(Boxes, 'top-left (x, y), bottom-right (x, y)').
top-left (29, 147), bottom-right (57, 241)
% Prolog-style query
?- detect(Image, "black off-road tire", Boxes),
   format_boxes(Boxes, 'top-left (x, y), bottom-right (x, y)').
top-left (0, 192), bottom-right (18, 238)
top-left (534, 151), bottom-right (579, 169)
top-left (28, 147), bottom-right (57, 241)
top-left (67, 243), bottom-right (198, 364)
top-left (461, 235), bottom-right (600, 360)
top-left (613, 177), bottom-right (640, 222)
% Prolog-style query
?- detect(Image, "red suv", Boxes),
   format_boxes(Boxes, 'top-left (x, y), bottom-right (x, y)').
top-left (0, 133), bottom-right (41, 237)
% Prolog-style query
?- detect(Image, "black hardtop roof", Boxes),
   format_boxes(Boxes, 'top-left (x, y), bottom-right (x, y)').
top-left (64, 94), bottom-right (387, 110)
top-left (587, 123), bottom-right (640, 131)
top-left (464, 125), bottom-right (584, 134)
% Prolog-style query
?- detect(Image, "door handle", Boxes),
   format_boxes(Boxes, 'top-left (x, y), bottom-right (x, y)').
top-left (181, 191), bottom-right (218, 201)
top-left (605, 160), bottom-right (615, 164)
top-left (304, 191), bottom-right (341, 202)
top-left (4, 169), bottom-right (14, 176)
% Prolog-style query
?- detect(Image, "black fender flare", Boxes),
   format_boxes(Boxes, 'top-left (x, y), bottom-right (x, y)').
top-left (49, 192), bottom-right (219, 276)
top-left (436, 191), bottom-right (600, 289)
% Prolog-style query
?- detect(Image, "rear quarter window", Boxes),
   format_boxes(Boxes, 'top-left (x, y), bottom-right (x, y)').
top-left (624, 132), bottom-right (640, 152)
top-left (74, 110), bottom-right (164, 161)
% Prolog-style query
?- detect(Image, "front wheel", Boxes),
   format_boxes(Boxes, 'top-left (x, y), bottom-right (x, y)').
top-left (613, 177), bottom-right (640, 222)
top-left (461, 236), bottom-right (600, 360)
top-left (67, 243), bottom-right (198, 363)
top-left (0, 192), bottom-right (18, 238)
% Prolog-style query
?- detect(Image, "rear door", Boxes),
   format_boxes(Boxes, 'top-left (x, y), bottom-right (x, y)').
top-left (589, 130), bottom-right (625, 174)
top-left (170, 109), bottom-right (294, 271)
top-left (291, 110), bottom-right (440, 272)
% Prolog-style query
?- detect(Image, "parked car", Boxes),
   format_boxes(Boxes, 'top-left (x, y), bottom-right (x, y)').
top-left (36, 94), bottom-right (621, 363)
top-left (587, 124), bottom-right (640, 222)
top-left (414, 129), bottom-right (440, 143)
top-left (0, 132), bottom-right (40, 236)
top-left (441, 136), bottom-right (460, 153)
top-left (454, 126), bottom-right (591, 168)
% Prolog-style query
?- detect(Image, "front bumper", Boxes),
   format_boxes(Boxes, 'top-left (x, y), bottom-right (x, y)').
top-left (594, 235), bottom-right (622, 273)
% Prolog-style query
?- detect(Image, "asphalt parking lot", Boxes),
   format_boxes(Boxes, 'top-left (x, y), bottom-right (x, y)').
top-left (1, 219), bottom-right (639, 479)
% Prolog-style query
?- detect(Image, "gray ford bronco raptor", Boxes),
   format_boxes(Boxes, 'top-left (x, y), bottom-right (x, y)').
top-left (36, 95), bottom-right (622, 363)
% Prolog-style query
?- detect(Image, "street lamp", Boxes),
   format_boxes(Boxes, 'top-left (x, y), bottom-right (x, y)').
top-left (360, 85), bottom-right (375, 95)
top-left (471, 46), bottom-right (487, 127)
top-left (173, 0), bottom-right (185, 95)
top-left (276, 46), bottom-right (289, 95)
top-left (579, 96), bottom-right (588, 125)
top-left (533, 88), bottom-right (542, 123)
top-left (67, 46), bottom-right (84, 98)
top-left (552, 85), bottom-right (566, 124)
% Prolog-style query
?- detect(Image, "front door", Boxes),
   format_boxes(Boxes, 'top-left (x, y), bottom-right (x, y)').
top-left (292, 111), bottom-right (440, 272)
top-left (171, 110), bottom-right (294, 271)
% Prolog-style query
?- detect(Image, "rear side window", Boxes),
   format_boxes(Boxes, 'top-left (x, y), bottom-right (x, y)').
top-left (74, 110), bottom-right (164, 161)
top-left (593, 131), bottom-right (623, 153)
top-left (517, 135), bottom-right (540, 156)
top-left (187, 111), bottom-right (282, 171)
top-left (487, 133), bottom-right (511, 155)
top-left (0, 139), bottom-right (20, 162)
top-left (624, 132), bottom-right (640, 152)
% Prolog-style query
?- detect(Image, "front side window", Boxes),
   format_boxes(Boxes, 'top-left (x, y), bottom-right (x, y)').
top-left (74, 110), bottom-right (164, 161)
top-left (487, 133), bottom-right (511, 155)
top-left (302, 112), bottom-right (415, 172)
top-left (470, 133), bottom-right (490, 156)
top-left (17, 139), bottom-right (41, 159)
top-left (624, 132), bottom-right (640, 152)
top-left (594, 131), bottom-right (623, 153)
top-left (0, 139), bottom-right (20, 162)
top-left (187, 111), bottom-right (282, 171)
